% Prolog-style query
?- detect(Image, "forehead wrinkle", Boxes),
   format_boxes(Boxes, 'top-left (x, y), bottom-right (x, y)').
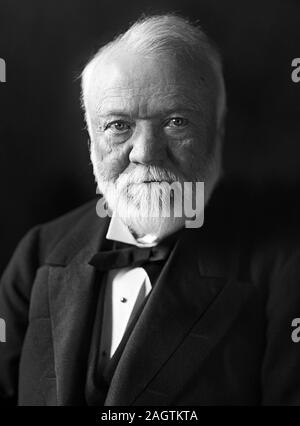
top-left (92, 83), bottom-right (196, 104)
top-left (86, 48), bottom-right (218, 118)
top-left (88, 57), bottom-right (211, 118)
top-left (93, 89), bottom-right (207, 118)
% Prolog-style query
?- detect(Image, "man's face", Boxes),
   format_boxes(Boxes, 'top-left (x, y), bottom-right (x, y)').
top-left (86, 50), bottom-right (219, 237)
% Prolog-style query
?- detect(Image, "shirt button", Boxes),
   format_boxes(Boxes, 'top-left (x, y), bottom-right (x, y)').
top-left (120, 297), bottom-right (127, 303)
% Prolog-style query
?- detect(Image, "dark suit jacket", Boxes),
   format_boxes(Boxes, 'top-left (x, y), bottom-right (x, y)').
top-left (1, 196), bottom-right (300, 406)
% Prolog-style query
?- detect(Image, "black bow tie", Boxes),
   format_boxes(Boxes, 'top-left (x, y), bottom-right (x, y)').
top-left (89, 243), bottom-right (171, 271)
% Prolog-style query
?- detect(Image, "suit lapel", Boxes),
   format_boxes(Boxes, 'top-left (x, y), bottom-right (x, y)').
top-left (44, 196), bottom-right (254, 406)
top-left (47, 206), bottom-right (110, 405)
top-left (105, 226), bottom-right (254, 406)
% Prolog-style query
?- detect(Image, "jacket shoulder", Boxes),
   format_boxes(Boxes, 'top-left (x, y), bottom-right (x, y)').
top-left (40, 198), bottom-right (97, 234)
top-left (37, 198), bottom-right (101, 263)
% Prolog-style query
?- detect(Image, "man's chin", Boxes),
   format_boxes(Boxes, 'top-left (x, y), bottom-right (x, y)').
top-left (116, 210), bottom-right (185, 241)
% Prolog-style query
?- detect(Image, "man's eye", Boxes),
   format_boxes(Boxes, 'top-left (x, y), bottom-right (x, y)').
top-left (105, 121), bottom-right (131, 134)
top-left (166, 117), bottom-right (189, 128)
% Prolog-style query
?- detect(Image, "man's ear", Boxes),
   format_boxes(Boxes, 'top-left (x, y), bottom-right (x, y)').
top-left (85, 111), bottom-right (94, 141)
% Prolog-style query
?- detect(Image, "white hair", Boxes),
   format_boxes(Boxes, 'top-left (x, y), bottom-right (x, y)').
top-left (81, 14), bottom-right (226, 142)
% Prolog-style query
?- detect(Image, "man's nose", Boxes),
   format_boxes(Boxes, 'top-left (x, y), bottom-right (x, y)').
top-left (129, 122), bottom-right (166, 165)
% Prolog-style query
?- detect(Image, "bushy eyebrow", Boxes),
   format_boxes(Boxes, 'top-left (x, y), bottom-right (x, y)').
top-left (98, 111), bottom-right (134, 119)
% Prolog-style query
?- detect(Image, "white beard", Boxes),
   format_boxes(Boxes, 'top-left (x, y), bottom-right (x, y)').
top-left (92, 153), bottom-right (220, 241)
top-left (97, 165), bottom-right (187, 240)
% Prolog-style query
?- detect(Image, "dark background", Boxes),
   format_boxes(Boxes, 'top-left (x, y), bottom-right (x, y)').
top-left (0, 0), bottom-right (300, 273)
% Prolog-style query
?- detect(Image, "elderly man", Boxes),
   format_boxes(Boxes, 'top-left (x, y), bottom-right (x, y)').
top-left (1, 14), bottom-right (300, 406)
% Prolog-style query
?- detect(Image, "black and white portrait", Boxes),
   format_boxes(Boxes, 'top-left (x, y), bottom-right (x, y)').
top-left (1, 0), bottom-right (300, 409)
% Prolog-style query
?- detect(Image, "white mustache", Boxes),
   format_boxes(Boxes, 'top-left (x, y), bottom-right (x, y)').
top-left (116, 165), bottom-right (180, 186)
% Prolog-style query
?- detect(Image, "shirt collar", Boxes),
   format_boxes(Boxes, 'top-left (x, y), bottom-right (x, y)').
top-left (105, 212), bottom-right (158, 248)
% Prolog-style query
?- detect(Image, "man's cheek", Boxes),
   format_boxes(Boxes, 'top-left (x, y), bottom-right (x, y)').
top-left (171, 137), bottom-right (198, 174)
top-left (100, 148), bottom-right (130, 181)
top-left (93, 134), bottom-right (114, 156)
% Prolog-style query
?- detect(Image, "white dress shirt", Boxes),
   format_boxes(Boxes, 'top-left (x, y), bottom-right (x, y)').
top-left (98, 213), bottom-right (157, 369)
